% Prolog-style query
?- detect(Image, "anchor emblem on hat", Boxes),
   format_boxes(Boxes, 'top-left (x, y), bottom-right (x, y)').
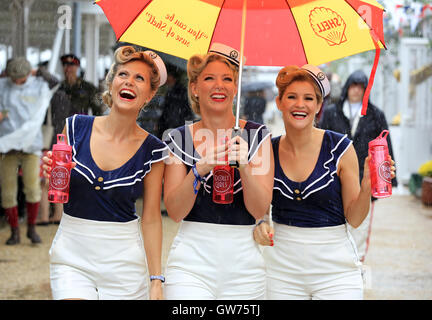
top-left (148, 51), bottom-right (158, 59)
top-left (317, 72), bottom-right (326, 81)
top-left (230, 50), bottom-right (239, 59)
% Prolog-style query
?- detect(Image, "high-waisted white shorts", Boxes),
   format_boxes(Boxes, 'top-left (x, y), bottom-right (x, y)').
top-left (49, 213), bottom-right (148, 300)
top-left (164, 221), bottom-right (266, 300)
top-left (263, 222), bottom-right (363, 300)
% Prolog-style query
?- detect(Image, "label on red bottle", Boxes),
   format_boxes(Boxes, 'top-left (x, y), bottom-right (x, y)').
top-left (50, 166), bottom-right (70, 190)
top-left (213, 169), bottom-right (233, 193)
top-left (378, 160), bottom-right (391, 183)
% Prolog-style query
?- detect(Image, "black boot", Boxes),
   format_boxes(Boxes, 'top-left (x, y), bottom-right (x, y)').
top-left (6, 227), bottom-right (20, 245)
top-left (27, 224), bottom-right (41, 244)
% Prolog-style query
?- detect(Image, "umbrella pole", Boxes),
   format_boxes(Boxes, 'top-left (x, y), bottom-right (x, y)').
top-left (234, 0), bottom-right (247, 130)
top-left (230, 0), bottom-right (247, 168)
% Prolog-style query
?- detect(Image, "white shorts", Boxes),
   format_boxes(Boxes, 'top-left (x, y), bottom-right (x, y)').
top-left (49, 213), bottom-right (149, 300)
top-left (263, 223), bottom-right (363, 300)
top-left (164, 221), bottom-right (266, 300)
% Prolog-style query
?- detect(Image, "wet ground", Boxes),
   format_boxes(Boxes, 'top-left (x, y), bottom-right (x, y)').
top-left (0, 194), bottom-right (431, 300)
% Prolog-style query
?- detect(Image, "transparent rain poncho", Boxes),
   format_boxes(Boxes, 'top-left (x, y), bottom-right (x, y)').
top-left (0, 76), bottom-right (54, 154)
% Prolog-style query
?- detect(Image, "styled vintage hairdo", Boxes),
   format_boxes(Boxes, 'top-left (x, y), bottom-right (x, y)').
top-left (275, 65), bottom-right (329, 105)
top-left (187, 52), bottom-right (239, 115)
top-left (102, 46), bottom-right (167, 108)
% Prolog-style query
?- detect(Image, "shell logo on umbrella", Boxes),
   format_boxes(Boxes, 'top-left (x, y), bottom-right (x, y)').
top-left (309, 7), bottom-right (347, 46)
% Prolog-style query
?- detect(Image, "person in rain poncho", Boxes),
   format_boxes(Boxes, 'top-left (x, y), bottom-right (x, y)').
top-left (0, 57), bottom-right (52, 245)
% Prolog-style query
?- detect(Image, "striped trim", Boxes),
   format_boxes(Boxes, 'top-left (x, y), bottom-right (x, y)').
top-left (69, 115), bottom-right (97, 181)
top-left (274, 177), bottom-right (294, 194)
top-left (67, 114), bottom-right (169, 190)
top-left (249, 129), bottom-right (271, 161)
top-left (304, 68), bottom-right (325, 97)
top-left (165, 123), bottom-right (269, 194)
top-left (273, 133), bottom-right (351, 200)
top-left (104, 169), bottom-right (144, 184)
top-left (208, 50), bottom-right (239, 67)
top-left (303, 142), bottom-right (352, 199)
top-left (167, 124), bottom-right (269, 165)
top-left (102, 147), bottom-right (169, 189)
top-left (167, 130), bottom-right (199, 164)
top-left (273, 187), bottom-right (294, 200)
top-left (302, 133), bottom-right (348, 194)
top-left (73, 167), bottom-right (94, 185)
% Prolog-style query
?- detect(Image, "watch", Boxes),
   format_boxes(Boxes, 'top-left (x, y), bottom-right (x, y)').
top-left (150, 275), bottom-right (165, 283)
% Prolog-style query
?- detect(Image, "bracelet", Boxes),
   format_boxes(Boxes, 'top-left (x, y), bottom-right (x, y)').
top-left (150, 275), bottom-right (165, 283)
top-left (255, 219), bottom-right (266, 229)
top-left (192, 163), bottom-right (205, 195)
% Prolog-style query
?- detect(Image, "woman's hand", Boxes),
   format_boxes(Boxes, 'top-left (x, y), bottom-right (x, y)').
top-left (253, 221), bottom-right (274, 247)
top-left (195, 141), bottom-right (229, 176)
top-left (361, 155), bottom-right (396, 194)
top-left (42, 151), bottom-right (76, 179)
top-left (228, 135), bottom-right (249, 169)
top-left (389, 157), bottom-right (396, 180)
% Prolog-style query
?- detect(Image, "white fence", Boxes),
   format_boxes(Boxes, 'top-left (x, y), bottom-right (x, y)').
top-left (396, 38), bottom-right (432, 184)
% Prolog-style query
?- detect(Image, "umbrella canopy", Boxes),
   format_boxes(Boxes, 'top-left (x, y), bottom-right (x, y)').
top-left (96, 0), bottom-right (385, 67)
top-left (96, 0), bottom-right (386, 115)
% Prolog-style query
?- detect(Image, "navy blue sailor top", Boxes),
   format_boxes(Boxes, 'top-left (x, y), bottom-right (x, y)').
top-left (164, 121), bottom-right (271, 225)
top-left (271, 130), bottom-right (352, 228)
top-left (64, 114), bottom-right (168, 222)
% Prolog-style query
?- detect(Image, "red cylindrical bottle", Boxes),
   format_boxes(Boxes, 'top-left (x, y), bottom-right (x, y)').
top-left (212, 165), bottom-right (234, 204)
top-left (213, 137), bottom-right (234, 204)
top-left (368, 130), bottom-right (392, 198)
top-left (48, 134), bottom-right (72, 203)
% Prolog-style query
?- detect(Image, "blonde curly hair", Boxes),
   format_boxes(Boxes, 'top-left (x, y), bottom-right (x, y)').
top-left (102, 46), bottom-right (161, 108)
top-left (187, 53), bottom-right (239, 115)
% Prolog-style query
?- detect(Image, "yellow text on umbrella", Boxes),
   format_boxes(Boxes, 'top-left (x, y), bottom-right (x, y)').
top-left (120, 0), bottom-right (220, 60)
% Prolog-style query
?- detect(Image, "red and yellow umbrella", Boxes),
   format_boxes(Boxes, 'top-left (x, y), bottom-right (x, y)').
top-left (96, 0), bottom-right (386, 115)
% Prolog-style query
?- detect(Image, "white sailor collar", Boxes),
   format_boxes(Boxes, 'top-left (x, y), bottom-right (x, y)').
top-left (273, 131), bottom-right (352, 200)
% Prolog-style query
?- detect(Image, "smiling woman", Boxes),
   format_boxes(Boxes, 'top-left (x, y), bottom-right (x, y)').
top-left (112, 61), bottom-right (152, 109)
top-left (102, 47), bottom-right (165, 109)
top-left (254, 64), bottom-right (396, 300)
top-left (42, 46), bottom-right (170, 300)
top-left (162, 43), bottom-right (274, 300)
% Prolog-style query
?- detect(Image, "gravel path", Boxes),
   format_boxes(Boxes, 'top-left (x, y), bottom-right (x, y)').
top-left (0, 194), bottom-right (431, 300)
top-left (362, 195), bottom-right (432, 299)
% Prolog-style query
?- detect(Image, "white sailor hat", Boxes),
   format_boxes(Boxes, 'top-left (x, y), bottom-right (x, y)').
top-left (208, 42), bottom-right (240, 67)
top-left (143, 50), bottom-right (167, 87)
top-left (301, 64), bottom-right (330, 98)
